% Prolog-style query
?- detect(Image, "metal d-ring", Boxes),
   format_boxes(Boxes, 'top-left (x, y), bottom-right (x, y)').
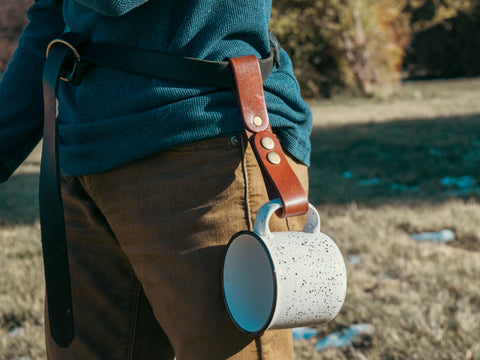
top-left (46, 39), bottom-right (82, 83)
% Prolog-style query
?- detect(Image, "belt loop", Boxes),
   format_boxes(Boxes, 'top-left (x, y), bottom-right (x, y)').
top-left (268, 30), bottom-right (281, 69)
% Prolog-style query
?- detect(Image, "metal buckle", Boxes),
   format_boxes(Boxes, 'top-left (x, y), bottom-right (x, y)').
top-left (46, 37), bottom-right (86, 85)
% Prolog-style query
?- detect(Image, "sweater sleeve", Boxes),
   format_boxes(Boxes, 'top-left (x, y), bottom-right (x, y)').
top-left (0, 0), bottom-right (65, 183)
top-left (73, 0), bottom-right (150, 16)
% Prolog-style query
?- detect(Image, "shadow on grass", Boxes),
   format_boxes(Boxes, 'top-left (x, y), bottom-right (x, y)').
top-left (309, 113), bottom-right (480, 206)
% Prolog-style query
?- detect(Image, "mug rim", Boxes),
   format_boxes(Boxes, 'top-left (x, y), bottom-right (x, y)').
top-left (222, 230), bottom-right (278, 336)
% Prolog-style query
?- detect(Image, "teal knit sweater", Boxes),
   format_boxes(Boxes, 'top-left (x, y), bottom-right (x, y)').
top-left (0, 0), bottom-right (312, 181)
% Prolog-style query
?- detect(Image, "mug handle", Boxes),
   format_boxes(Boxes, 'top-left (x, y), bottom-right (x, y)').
top-left (254, 199), bottom-right (321, 239)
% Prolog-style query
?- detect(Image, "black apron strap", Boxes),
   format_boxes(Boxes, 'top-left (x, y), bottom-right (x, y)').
top-left (40, 39), bottom-right (79, 348)
top-left (46, 31), bottom-right (281, 88)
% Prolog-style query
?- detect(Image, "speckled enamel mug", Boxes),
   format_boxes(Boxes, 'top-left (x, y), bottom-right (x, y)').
top-left (222, 199), bottom-right (347, 335)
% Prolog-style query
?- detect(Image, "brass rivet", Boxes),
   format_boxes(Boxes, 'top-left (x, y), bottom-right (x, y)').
top-left (267, 152), bottom-right (281, 165)
top-left (260, 136), bottom-right (275, 150)
top-left (253, 116), bottom-right (263, 126)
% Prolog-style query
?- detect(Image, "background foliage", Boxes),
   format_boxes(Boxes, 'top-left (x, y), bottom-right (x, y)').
top-left (271, 0), bottom-right (480, 97)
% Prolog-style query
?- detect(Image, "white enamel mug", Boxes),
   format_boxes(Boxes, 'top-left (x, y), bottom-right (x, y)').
top-left (222, 199), bottom-right (347, 335)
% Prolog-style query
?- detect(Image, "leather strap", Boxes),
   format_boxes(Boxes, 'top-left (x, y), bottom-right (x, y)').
top-left (47, 32), bottom-right (281, 88)
top-left (229, 56), bottom-right (309, 218)
top-left (40, 39), bottom-right (77, 348)
top-left (80, 43), bottom-right (275, 88)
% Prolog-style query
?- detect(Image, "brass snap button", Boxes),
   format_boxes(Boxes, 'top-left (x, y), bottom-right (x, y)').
top-left (267, 152), bottom-right (281, 165)
top-left (253, 116), bottom-right (263, 126)
top-left (260, 136), bottom-right (275, 150)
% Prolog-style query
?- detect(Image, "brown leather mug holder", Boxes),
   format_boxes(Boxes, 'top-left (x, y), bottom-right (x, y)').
top-left (229, 56), bottom-right (309, 218)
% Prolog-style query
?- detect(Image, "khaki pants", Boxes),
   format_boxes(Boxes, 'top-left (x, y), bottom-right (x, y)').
top-left (46, 135), bottom-right (308, 360)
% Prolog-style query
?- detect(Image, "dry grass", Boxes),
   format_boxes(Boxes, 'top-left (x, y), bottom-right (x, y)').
top-left (296, 78), bottom-right (480, 360)
top-left (0, 224), bottom-right (45, 360)
top-left (1, 78), bottom-right (480, 359)
top-left (294, 200), bottom-right (480, 360)
top-left (309, 78), bottom-right (480, 127)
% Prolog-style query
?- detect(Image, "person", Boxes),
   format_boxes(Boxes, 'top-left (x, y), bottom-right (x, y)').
top-left (0, 0), bottom-right (312, 359)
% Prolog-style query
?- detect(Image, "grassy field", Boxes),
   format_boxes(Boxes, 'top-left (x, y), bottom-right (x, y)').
top-left (1, 78), bottom-right (480, 359)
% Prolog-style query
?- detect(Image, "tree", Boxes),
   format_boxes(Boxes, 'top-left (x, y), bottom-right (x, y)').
top-left (271, 0), bottom-right (411, 97)
top-left (403, 0), bottom-right (476, 32)
top-left (402, 0), bottom-right (480, 79)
